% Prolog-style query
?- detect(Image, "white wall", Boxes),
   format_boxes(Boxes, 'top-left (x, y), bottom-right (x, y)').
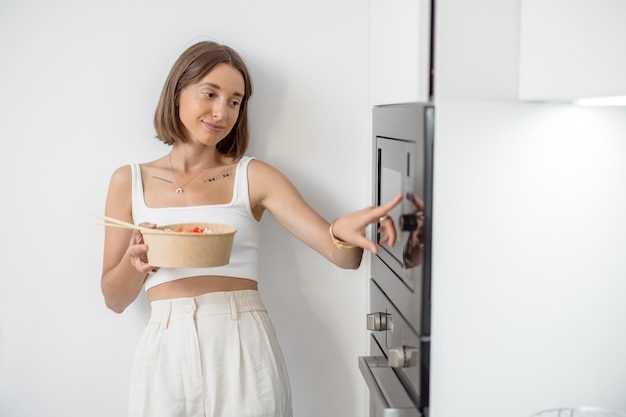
top-left (0, 1), bottom-right (371, 416)
top-left (431, 1), bottom-right (626, 416)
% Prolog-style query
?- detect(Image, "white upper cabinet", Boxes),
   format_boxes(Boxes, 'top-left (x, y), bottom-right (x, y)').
top-left (370, 0), bottom-right (433, 105)
top-left (519, 0), bottom-right (626, 102)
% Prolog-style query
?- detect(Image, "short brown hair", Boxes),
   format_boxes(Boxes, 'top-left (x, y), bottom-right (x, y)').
top-left (154, 41), bottom-right (253, 157)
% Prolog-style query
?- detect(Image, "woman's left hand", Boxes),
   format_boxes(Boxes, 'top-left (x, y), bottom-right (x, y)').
top-left (331, 193), bottom-right (403, 254)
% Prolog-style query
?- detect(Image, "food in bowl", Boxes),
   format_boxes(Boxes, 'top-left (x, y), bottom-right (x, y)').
top-left (164, 225), bottom-right (214, 234)
top-left (141, 222), bottom-right (237, 268)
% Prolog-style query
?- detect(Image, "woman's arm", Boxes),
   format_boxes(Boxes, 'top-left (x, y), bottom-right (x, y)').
top-left (249, 160), bottom-right (401, 269)
top-left (100, 166), bottom-right (154, 313)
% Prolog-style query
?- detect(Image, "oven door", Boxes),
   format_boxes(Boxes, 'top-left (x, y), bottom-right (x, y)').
top-left (359, 339), bottom-right (422, 417)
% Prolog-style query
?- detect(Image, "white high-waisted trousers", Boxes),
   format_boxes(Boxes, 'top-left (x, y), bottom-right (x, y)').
top-left (129, 290), bottom-right (292, 417)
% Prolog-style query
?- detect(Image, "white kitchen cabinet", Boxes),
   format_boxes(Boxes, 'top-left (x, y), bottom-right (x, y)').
top-left (518, 0), bottom-right (626, 103)
top-left (370, 0), bottom-right (432, 105)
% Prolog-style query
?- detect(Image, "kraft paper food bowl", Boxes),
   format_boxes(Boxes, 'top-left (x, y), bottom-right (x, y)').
top-left (141, 223), bottom-right (237, 268)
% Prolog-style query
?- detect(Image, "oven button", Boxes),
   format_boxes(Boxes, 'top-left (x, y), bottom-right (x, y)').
top-left (399, 211), bottom-right (425, 232)
top-left (388, 346), bottom-right (419, 368)
top-left (366, 312), bottom-right (392, 331)
top-left (399, 214), bottom-right (418, 231)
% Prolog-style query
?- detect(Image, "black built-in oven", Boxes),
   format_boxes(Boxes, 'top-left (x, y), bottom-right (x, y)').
top-left (359, 103), bottom-right (434, 417)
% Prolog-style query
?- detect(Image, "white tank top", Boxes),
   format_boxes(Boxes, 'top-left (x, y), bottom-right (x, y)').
top-left (131, 156), bottom-right (260, 291)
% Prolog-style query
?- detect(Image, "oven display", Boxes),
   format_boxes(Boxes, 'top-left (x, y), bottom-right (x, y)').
top-left (376, 137), bottom-right (426, 292)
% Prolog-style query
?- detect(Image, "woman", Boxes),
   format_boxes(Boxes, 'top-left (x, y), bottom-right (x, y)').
top-left (101, 40), bottom-right (401, 417)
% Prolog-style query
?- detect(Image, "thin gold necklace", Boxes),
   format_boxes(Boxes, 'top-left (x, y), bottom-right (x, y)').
top-left (169, 153), bottom-right (207, 194)
top-left (151, 153), bottom-right (233, 193)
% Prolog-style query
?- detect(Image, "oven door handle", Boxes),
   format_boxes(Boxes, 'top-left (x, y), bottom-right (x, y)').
top-left (358, 356), bottom-right (422, 417)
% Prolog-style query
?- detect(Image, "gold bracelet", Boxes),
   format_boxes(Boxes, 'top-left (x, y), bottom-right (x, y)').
top-left (329, 222), bottom-right (358, 250)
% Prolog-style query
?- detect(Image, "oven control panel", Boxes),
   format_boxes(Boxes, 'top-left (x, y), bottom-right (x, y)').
top-left (368, 279), bottom-right (421, 398)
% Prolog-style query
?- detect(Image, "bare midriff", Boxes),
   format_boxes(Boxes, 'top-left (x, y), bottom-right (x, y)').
top-left (147, 276), bottom-right (258, 301)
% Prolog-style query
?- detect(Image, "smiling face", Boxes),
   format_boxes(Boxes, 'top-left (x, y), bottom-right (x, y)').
top-left (177, 63), bottom-right (246, 147)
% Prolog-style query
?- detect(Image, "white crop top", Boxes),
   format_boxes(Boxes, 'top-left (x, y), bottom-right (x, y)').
top-left (131, 156), bottom-right (260, 291)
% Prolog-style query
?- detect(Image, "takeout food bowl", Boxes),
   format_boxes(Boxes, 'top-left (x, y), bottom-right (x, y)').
top-left (141, 222), bottom-right (237, 268)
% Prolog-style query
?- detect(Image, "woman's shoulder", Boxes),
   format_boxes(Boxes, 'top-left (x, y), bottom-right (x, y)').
top-left (108, 159), bottom-right (153, 186)
top-left (110, 164), bottom-right (132, 180)
top-left (247, 158), bottom-right (296, 196)
top-left (246, 157), bottom-right (284, 177)
top-left (106, 164), bottom-right (134, 195)
top-left (111, 156), bottom-right (167, 179)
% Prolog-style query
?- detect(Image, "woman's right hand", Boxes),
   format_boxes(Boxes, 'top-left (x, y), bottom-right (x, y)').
top-left (127, 222), bottom-right (159, 275)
